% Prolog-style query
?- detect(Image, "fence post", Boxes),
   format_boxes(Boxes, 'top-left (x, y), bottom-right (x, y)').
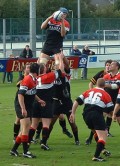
top-left (3, 18), bottom-right (6, 58)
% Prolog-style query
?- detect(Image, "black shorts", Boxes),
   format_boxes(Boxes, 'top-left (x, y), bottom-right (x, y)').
top-left (52, 98), bottom-right (73, 116)
top-left (116, 110), bottom-right (120, 117)
top-left (32, 100), bottom-right (53, 118)
top-left (32, 101), bottom-right (42, 118)
top-left (42, 43), bottom-right (62, 56)
top-left (14, 101), bottom-right (32, 119)
top-left (83, 111), bottom-right (106, 130)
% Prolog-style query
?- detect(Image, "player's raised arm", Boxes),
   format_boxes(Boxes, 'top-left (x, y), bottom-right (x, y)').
top-left (41, 14), bottom-right (53, 29)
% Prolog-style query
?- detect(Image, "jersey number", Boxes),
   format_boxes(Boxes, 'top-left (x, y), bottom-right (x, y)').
top-left (88, 91), bottom-right (102, 104)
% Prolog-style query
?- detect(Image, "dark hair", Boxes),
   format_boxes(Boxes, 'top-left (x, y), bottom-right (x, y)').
top-left (30, 63), bottom-right (40, 75)
top-left (26, 45), bottom-right (29, 47)
top-left (105, 59), bottom-right (112, 66)
top-left (112, 60), bottom-right (120, 70)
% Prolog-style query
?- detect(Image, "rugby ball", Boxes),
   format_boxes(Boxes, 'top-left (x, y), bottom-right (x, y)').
top-left (53, 11), bottom-right (63, 21)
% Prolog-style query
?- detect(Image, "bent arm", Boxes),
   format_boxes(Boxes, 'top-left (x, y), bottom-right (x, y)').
top-left (41, 14), bottom-right (53, 29)
top-left (60, 19), bottom-right (66, 37)
top-left (89, 82), bottom-right (94, 89)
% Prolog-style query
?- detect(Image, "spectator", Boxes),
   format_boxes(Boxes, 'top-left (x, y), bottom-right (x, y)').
top-left (81, 45), bottom-right (95, 80)
top-left (19, 45), bottom-right (33, 77)
top-left (7, 54), bottom-right (14, 83)
top-left (20, 45), bottom-right (33, 58)
top-left (70, 45), bottom-right (81, 79)
top-left (82, 45), bottom-right (95, 55)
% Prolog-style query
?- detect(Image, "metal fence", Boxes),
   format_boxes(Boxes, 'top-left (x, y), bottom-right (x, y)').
top-left (0, 18), bottom-right (120, 57)
top-left (1, 18), bottom-right (120, 42)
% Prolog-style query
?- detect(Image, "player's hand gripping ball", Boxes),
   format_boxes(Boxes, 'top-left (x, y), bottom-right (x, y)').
top-left (53, 10), bottom-right (63, 21)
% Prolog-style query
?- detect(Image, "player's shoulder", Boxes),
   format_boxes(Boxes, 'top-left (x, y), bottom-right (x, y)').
top-left (94, 70), bottom-right (104, 77)
top-left (103, 73), bottom-right (110, 79)
top-left (64, 19), bottom-right (70, 27)
top-left (21, 74), bottom-right (31, 84)
top-left (116, 72), bottom-right (120, 78)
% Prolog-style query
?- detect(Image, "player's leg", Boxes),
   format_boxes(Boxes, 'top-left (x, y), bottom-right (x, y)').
top-left (20, 118), bottom-right (36, 158)
top-left (105, 116), bottom-right (113, 137)
top-left (41, 118), bottom-right (52, 150)
top-left (34, 119), bottom-right (42, 141)
top-left (59, 114), bottom-right (73, 138)
top-left (10, 108), bottom-right (22, 156)
top-left (49, 115), bottom-right (59, 137)
top-left (28, 118), bottom-right (40, 144)
top-left (37, 52), bottom-right (50, 65)
top-left (92, 129), bottom-right (107, 161)
top-left (66, 113), bottom-right (79, 145)
top-left (85, 131), bottom-right (94, 145)
top-left (13, 116), bottom-right (20, 141)
top-left (115, 110), bottom-right (120, 125)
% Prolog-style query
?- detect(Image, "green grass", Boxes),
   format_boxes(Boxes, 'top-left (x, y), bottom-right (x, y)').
top-left (0, 68), bottom-right (120, 166)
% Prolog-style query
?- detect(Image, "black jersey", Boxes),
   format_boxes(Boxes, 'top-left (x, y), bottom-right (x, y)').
top-left (90, 70), bottom-right (106, 85)
top-left (53, 69), bottom-right (71, 101)
top-left (44, 18), bottom-right (70, 48)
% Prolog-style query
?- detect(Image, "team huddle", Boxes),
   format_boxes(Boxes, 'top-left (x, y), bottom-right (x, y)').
top-left (9, 7), bottom-right (120, 162)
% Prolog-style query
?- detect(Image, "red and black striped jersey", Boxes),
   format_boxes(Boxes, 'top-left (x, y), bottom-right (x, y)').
top-left (18, 74), bottom-right (37, 96)
top-left (76, 87), bottom-right (114, 114)
top-left (103, 72), bottom-right (120, 104)
top-left (45, 18), bottom-right (70, 48)
top-left (17, 74), bottom-right (37, 108)
top-left (37, 70), bottom-right (61, 89)
top-left (36, 70), bottom-right (61, 101)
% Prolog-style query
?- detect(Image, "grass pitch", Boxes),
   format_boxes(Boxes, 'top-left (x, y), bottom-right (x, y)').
top-left (0, 68), bottom-right (120, 166)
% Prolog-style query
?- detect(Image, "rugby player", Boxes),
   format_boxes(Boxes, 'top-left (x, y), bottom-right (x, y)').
top-left (86, 59), bottom-right (112, 145)
top-left (69, 78), bottom-right (114, 161)
top-left (38, 7), bottom-right (70, 67)
top-left (10, 63), bottom-right (45, 158)
top-left (28, 54), bottom-right (65, 150)
top-left (48, 58), bottom-right (79, 145)
top-left (103, 60), bottom-right (120, 123)
top-left (13, 64), bottom-right (30, 141)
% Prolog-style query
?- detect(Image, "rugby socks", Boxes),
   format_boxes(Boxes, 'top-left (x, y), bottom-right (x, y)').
top-left (59, 119), bottom-right (67, 132)
top-left (94, 140), bottom-right (105, 158)
top-left (21, 135), bottom-right (29, 154)
top-left (106, 117), bottom-right (112, 133)
top-left (28, 127), bottom-right (36, 143)
top-left (11, 136), bottom-right (21, 151)
top-left (70, 125), bottom-right (79, 141)
top-left (41, 127), bottom-right (49, 145)
top-left (14, 123), bottom-right (20, 139)
top-left (94, 133), bottom-right (98, 142)
top-left (36, 121), bottom-right (42, 136)
top-left (88, 131), bottom-right (94, 141)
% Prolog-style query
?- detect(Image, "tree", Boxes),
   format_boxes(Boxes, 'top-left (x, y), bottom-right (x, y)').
top-left (114, 0), bottom-right (120, 10)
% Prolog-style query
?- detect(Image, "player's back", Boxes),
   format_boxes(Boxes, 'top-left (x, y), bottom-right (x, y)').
top-left (82, 87), bottom-right (113, 114)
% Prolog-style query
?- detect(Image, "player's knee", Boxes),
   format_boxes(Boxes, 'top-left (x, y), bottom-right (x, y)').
top-left (55, 59), bottom-right (60, 65)
top-left (39, 58), bottom-right (48, 65)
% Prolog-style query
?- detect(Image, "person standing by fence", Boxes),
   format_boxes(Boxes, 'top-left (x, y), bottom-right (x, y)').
top-left (70, 45), bottom-right (81, 79)
top-left (81, 45), bottom-right (95, 80)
